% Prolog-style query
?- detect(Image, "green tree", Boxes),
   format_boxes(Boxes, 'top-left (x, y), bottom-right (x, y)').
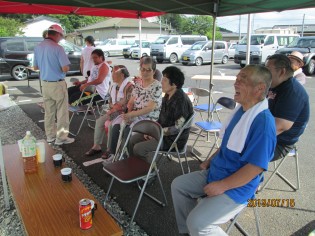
top-left (48, 15), bottom-right (105, 33)
top-left (1, 14), bottom-right (105, 33)
top-left (181, 15), bottom-right (222, 39)
top-left (0, 17), bottom-right (24, 37)
top-left (161, 14), bottom-right (183, 34)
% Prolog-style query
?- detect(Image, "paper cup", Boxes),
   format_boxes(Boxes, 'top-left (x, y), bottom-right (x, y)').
top-left (61, 167), bottom-right (72, 182)
top-left (53, 154), bottom-right (63, 167)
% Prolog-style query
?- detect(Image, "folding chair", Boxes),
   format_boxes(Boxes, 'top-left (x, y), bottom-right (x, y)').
top-left (190, 87), bottom-right (223, 122)
top-left (158, 112), bottom-right (196, 174)
top-left (95, 94), bottom-right (110, 116)
top-left (226, 199), bottom-right (261, 236)
top-left (68, 85), bottom-right (98, 136)
top-left (103, 120), bottom-right (167, 226)
top-left (191, 97), bottom-right (236, 162)
top-left (226, 174), bottom-right (263, 236)
top-left (259, 145), bottom-right (300, 191)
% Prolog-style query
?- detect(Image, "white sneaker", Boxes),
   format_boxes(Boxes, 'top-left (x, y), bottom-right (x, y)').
top-left (55, 137), bottom-right (75, 145)
top-left (47, 137), bottom-right (56, 143)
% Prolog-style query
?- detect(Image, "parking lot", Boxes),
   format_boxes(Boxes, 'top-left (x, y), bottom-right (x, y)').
top-left (1, 57), bottom-right (240, 98)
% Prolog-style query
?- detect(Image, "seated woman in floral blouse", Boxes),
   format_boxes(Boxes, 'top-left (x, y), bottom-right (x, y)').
top-left (102, 56), bottom-right (162, 161)
top-left (129, 66), bottom-right (194, 162)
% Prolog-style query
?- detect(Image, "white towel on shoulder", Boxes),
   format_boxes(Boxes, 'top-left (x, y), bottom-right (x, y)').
top-left (219, 98), bottom-right (269, 153)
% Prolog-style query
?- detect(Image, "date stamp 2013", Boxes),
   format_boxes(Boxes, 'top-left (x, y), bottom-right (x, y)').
top-left (247, 198), bottom-right (295, 208)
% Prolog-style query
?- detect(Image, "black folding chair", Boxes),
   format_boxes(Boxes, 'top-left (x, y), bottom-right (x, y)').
top-left (158, 112), bottom-right (196, 174)
top-left (103, 120), bottom-right (167, 226)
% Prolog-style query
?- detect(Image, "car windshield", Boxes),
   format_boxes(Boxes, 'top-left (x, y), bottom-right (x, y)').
top-left (239, 35), bottom-right (266, 45)
top-left (189, 41), bottom-right (208, 50)
top-left (98, 39), bottom-right (110, 45)
top-left (288, 38), bottom-right (315, 48)
top-left (153, 36), bottom-right (170, 44)
top-left (59, 40), bottom-right (81, 52)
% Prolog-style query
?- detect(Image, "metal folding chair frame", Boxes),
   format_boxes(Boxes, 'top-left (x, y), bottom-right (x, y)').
top-left (191, 97), bottom-right (236, 162)
top-left (190, 87), bottom-right (222, 122)
top-left (226, 204), bottom-right (261, 236)
top-left (103, 120), bottom-right (167, 226)
top-left (259, 145), bottom-right (300, 192)
top-left (158, 112), bottom-right (196, 174)
top-left (68, 85), bottom-right (98, 136)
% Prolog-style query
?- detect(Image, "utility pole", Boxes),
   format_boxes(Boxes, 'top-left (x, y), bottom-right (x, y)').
top-left (159, 16), bottom-right (162, 35)
top-left (238, 15), bottom-right (241, 42)
top-left (301, 14), bottom-right (305, 37)
top-left (252, 14), bottom-right (255, 34)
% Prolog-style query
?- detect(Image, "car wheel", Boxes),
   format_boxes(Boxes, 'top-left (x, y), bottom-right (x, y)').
top-left (240, 64), bottom-right (246, 68)
top-left (195, 57), bottom-right (203, 66)
top-left (11, 65), bottom-right (29, 81)
top-left (142, 53), bottom-right (148, 57)
top-left (169, 53), bottom-right (178, 64)
top-left (222, 56), bottom-right (228, 64)
top-left (123, 55), bottom-right (129, 59)
top-left (182, 62), bottom-right (188, 65)
top-left (104, 51), bottom-right (110, 57)
top-left (157, 59), bottom-right (163, 63)
top-left (305, 59), bottom-right (315, 75)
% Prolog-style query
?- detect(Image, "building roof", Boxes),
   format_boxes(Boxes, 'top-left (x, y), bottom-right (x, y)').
top-left (24, 15), bottom-right (60, 24)
top-left (78, 17), bottom-right (166, 31)
top-left (273, 24), bottom-right (315, 32)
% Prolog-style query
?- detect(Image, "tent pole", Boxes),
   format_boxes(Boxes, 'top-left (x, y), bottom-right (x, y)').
top-left (246, 14), bottom-right (252, 65)
top-left (138, 12), bottom-right (142, 58)
top-left (208, 8), bottom-right (217, 121)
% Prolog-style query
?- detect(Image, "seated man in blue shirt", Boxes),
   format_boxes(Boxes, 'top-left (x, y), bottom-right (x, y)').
top-left (171, 65), bottom-right (276, 236)
top-left (265, 54), bottom-right (309, 161)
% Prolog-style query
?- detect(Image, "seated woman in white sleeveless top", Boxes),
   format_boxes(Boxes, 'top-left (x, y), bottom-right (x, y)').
top-left (68, 49), bottom-right (111, 106)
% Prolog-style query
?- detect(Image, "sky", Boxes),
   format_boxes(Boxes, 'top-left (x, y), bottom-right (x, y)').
top-left (216, 8), bottom-right (315, 33)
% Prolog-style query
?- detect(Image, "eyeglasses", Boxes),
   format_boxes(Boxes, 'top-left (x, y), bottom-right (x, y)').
top-left (139, 67), bottom-right (153, 72)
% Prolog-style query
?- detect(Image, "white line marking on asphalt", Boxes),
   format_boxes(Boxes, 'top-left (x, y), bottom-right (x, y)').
top-left (83, 158), bottom-right (103, 167)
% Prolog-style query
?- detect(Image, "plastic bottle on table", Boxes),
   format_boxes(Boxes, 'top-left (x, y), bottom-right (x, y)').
top-left (21, 131), bottom-right (37, 174)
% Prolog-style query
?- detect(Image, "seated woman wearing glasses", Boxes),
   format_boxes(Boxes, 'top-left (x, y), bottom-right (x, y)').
top-left (102, 56), bottom-right (162, 161)
top-left (129, 66), bottom-right (194, 162)
top-left (67, 49), bottom-right (111, 106)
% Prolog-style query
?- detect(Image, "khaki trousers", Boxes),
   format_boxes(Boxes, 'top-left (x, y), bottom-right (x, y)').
top-left (42, 80), bottom-right (69, 140)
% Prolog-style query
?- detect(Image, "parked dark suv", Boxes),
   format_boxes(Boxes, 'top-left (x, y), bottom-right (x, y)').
top-left (0, 37), bottom-right (82, 80)
top-left (275, 36), bottom-right (315, 75)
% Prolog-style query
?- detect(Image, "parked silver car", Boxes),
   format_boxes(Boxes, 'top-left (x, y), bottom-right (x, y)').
top-left (181, 41), bottom-right (229, 66)
top-left (228, 42), bottom-right (237, 59)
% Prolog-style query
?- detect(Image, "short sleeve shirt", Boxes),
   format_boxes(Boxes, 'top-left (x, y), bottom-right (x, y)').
top-left (207, 108), bottom-right (276, 204)
top-left (268, 77), bottom-right (309, 145)
top-left (34, 38), bottom-right (70, 81)
top-left (132, 79), bottom-right (162, 120)
top-left (81, 45), bottom-right (95, 77)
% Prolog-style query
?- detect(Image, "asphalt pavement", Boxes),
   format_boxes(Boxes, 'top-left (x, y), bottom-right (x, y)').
top-left (2, 58), bottom-right (315, 236)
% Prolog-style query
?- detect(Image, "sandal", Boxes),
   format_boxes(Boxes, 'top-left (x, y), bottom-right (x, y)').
top-left (101, 151), bottom-right (112, 159)
top-left (85, 149), bottom-right (102, 156)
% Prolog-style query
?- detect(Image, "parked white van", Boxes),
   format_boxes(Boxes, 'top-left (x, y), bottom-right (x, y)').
top-left (150, 35), bottom-right (207, 63)
top-left (131, 41), bottom-right (151, 59)
top-left (97, 38), bottom-right (138, 57)
top-left (234, 34), bottom-right (299, 67)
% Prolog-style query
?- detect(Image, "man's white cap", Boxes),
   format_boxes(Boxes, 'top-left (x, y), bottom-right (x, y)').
top-left (48, 24), bottom-right (64, 36)
top-left (288, 51), bottom-right (304, 66)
